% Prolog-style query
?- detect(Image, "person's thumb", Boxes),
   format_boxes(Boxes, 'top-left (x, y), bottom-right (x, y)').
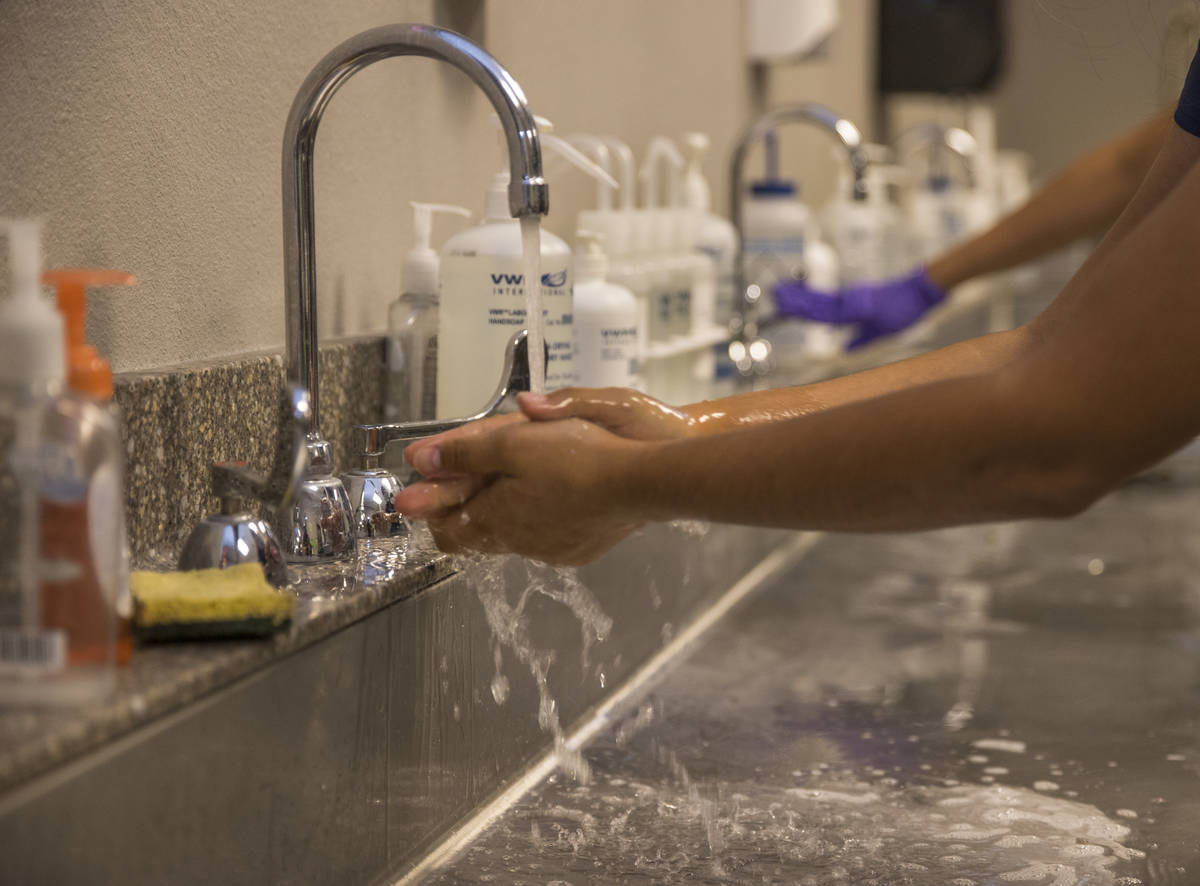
top-left (410, 431), bottom-right (510, 478)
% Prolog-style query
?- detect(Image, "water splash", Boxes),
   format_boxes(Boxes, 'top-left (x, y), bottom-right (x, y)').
top-left (431, 761), bottom-right (1146, 884)
top-left (469, 554), bottom-right (612, 783)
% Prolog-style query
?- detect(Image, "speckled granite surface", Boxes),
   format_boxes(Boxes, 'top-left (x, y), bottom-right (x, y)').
top-left (114, 337), bottom-right (386, 564)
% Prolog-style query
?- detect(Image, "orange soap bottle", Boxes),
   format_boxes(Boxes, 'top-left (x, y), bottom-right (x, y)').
top-left (41, 269), bottom-right (136, 669)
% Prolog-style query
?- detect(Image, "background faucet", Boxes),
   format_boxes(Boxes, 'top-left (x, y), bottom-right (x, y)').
top-left (894, 122), bottom-right (979, 189)
top-left (727, 103), bottom-right (869, 376)
top-left (278, 23), bottom-right (550, 559)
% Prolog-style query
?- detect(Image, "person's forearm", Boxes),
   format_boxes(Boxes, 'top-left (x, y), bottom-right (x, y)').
top-left (625, 146), bottom-right (1200, 534)
top-left (680, 326), bottom-right (1031, 434)
top-left (927, 110), bottom-right (1171, 290)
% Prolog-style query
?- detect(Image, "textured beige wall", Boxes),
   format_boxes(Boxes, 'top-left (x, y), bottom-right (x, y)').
top-left (888, 0), bottom-right (1190, 184)
top-left (0, 0), bottom-right (877, 373)
top-left (992, 0), bottom-right (1184, 177)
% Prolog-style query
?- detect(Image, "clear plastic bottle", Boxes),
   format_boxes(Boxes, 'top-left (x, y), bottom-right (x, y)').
top-left (0, 220), bottom-right (121, 705)
top-left (385, 202), bottom-right (470, 422)
top-left (42, 268), bottom-right (137, 667)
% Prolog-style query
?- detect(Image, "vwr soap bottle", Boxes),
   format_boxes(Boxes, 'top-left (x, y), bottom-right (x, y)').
top-left (0, 220), bottom-right (129, 705)
top-left (437, 119), bottom-right (616, 418)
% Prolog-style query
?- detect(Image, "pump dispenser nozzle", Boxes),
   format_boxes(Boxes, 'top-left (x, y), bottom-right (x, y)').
top-left (639, 136), bottom-right (686, 209)
top-left (574, 229), bottom-right (609, 283)
top-left (681, 132), bottom-right (713, 212)
top-left (406, 202), bottom-right (470, 294)
top-left (0, 219), bottom-right (64, 389)
top-left (41, 269), bottom-right (136, 399)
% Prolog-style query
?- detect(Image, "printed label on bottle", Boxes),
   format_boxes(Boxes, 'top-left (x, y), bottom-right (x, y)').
top-left (577, 323), bottom-right (639, 388)
top-left (0, 628), bottom-right (67, 674)
top-left (437, 255), bottom-right (573, 418)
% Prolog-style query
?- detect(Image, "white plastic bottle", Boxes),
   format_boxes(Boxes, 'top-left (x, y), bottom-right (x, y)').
top-left (573, 231), bottom-right (640, 388)
top-left (0, 219), bottom-right (119, 705)
top-left (742, 178), bottom-right (813, 312)
top-left (823, 152), bottom-right (906, 285)
top-left (681, 132), bottom-right (739, 327)
top-left (437, 122), bottom-right (616, 418)
top-left (385, 201), bottom-right (470, 422)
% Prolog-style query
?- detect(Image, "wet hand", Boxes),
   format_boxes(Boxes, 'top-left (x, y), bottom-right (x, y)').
top-left (394, 417), bottom-right (649, 566)
top-left (517, 388), bottom-right (696, 440)
top-left (401, 413), bottom-right (525, 516)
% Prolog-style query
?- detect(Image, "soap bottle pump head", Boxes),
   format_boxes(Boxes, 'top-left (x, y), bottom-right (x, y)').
top-left (0, 218), bottom-right (65, 390)
top-left (406, 201), bottom-right (470, 294)
top-left (41, 268), bottom-right (136, 399)
top-left (681, 131), bottom-right (713, 212)
top-left (574, 230), bottom-right (609, 282)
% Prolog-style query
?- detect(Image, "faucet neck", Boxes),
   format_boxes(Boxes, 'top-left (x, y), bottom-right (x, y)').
top-left (281, 23), bottom-right (549, 431)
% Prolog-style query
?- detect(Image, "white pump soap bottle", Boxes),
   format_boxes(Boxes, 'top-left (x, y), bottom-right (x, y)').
top-left (573, 231), bottom-right (640, 389)
top-left (437, 117), bottom-right (617, 418)
top-left (385, 201), bottom-right (471, 422)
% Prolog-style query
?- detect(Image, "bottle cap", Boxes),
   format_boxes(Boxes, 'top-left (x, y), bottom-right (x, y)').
top-left (0, 219), bottom-right (65, 389)
top-left (42, 268), bottom-right (136, 399)
top-left (405, 202), bottom-right (470, 294)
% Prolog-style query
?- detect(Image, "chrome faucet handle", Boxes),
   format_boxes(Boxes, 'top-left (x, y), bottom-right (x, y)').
top-left (352, 328), bottom-right (543, 460)
top-left (340, 329), bottom-right (540, 538)
top-left (179, 385), bottom-right (315, 585)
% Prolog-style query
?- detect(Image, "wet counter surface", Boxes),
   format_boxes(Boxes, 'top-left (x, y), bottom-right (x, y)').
top-left (427, 449), bottom-right (1200, 885)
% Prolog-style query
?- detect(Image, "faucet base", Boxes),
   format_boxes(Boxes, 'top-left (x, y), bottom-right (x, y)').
top-left (284, 473), bottom-right (355, 563)
top-left (342, 467), bottom-right (408, 540)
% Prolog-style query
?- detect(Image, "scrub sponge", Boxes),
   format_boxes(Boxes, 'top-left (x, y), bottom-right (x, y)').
top-left (131, 563), bottom-right (293, 641)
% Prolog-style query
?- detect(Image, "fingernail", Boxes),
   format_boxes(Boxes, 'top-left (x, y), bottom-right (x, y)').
top-left (412, 445), bottom-right (442, 476)
top-left (519, 392), bottom-right (548, 406)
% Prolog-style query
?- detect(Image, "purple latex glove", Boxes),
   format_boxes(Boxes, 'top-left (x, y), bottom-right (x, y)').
top-left (774, 268), bottom-right (949, 351)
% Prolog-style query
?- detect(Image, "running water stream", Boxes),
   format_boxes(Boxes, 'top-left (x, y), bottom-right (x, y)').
top-left (519, 216), bottom-right (545, 395)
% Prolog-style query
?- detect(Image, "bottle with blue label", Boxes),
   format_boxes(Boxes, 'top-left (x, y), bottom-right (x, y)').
top-left (741, 131), bottom-right (818, 321)
top-left (437, 118), bottom-right (617, 418)
top-left (437, 171), bottom-right (574, 419)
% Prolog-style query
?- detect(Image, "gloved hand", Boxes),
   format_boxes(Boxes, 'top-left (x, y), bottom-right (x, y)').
top-left (774, 268), bottom-right (949, 351)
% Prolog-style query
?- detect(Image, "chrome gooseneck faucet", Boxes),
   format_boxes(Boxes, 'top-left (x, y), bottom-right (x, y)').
top-left (727, 103), bottom-right (869, 376)
top-left (278, 24), bottom-right (549, 560)
top-left (894, 123), bottom-right (978, 189)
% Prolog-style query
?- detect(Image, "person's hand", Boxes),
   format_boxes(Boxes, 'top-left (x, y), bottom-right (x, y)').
top-left (394, 417), bottom-right (649, 566)
top-left (518, 388), bottom-right (696, 440)
top-left (398, 387), bottom-right (691, 517)
top-left (773, 268), bottom-right (948, 350)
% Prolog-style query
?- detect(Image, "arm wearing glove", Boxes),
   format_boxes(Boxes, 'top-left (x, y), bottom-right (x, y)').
top-left (774, 269), bottom-right (948, 350)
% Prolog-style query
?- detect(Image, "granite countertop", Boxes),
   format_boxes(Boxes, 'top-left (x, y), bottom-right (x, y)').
top-left (0, 534), bottom-right (456, 796)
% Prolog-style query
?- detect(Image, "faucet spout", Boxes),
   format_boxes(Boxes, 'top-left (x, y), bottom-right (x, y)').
top-left (282, 22), bottom-right (549, 430)
top-left (277, 24), bottom-right (549, 559)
